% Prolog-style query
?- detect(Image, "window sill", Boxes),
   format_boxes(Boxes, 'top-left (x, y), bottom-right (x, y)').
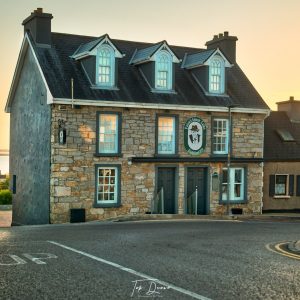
top-left (91, 85), bottom-right (119, 91)
top-left (94, 153), bottom-right (122, 157)
top-left (211, 153), bottom-right (228, 157)
top-left (205, 92), bottom-right (229, 98)
top-left (273, 195), bottom-right (291, 199)
top-left (154, 154), bottom-right (179, 158)
top-left (220, 200), bottom-right (247, 204)
top-left (94, 203), bottom-right (121, 208)
top-left (151, 88), bottom-right (177, 94)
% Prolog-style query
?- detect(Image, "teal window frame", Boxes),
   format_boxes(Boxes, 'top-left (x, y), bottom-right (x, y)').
top-left (96, 46), bottom-right (115, 87)
top-left (155, 51), bottom-right (172, 90)
top-left (96, 112), bottom-right (122, 156)
top-left (94, 164), bottom-right (121, 208)
top-left (209, 56), bottom-right (225, 94)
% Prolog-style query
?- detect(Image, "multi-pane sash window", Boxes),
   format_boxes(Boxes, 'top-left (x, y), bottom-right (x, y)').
top-left (213, 119), bottom-right (228, 154)
top-left (222, 168), bottom-right (245, 201)
top-left (275, 175), bottom-right (288, 196)
top-left (156, 52), bottom-right (172, 90)
top-left (98, 113), bottom-right (119, 154)
top-left (98, 47), bottom-right (113, 86)
top-left (209, 56), bottom-right (225, 94)
top-left (96, 167), bottom-right (119, 204)
top-left (157, 116), bottom-right (176, 154)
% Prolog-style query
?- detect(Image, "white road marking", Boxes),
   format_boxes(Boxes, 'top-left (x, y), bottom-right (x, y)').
top-left (48, 240), bottom-right (212, 300)
top-left (23, 253), bottom-right (58, 264)
top-left (0, 255), bottom-right (27, 266)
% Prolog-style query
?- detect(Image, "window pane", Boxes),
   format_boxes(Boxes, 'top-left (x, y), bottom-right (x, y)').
top-left (275, 175), bottom-right (287, 195)
top-left (97, 167), bottom-right (118, 203)
top-left (156, 53), bottom-right (171, 89)
top-left (98, 48), bottom-right (113, 85)
top-left (98, 114), bottom-right (118, 153)
top-left (158, 117), bottom-right (175, 154)
top-left (213, 119), bottom-right (228, 154)
top-left (222, 168), bottom-right (244, 201)
top-left (210, 57), bottom-right (224, 93)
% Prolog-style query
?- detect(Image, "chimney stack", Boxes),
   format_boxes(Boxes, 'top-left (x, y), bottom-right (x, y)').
top-left (205, 31), bottom-right (238, 63)
top-left (277, 96), bottom-right (300, 122)
top-left (22, 8), bottom-right (53, 47)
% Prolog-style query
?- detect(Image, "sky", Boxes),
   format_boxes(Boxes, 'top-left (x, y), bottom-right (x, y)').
top-left (0, 0), bottom-right (300, 165)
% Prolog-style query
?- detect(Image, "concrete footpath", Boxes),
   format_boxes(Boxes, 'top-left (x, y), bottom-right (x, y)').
top-left (0, 209), bottom-right (12, 227)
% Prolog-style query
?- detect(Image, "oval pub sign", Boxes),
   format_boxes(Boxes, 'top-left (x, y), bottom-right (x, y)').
top-left (184, 117), bottom-right (206, 155)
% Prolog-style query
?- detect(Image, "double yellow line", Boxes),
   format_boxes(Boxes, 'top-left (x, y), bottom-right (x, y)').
top-left (266, 242), bottom-right (300, 260)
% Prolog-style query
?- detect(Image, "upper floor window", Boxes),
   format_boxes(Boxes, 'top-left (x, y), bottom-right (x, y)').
top-left (155, 51), bottom-right (172, 90)
top-left (209, 56), bottom-right (225, 94)
top-left (212, 118), bottom-right (228, 154)
top-left (96, 112), bottom-right (121, 155)
top-left (157, 115), bottom-right (177, 155)
top-left (97, 46), bottom-right (115, 87)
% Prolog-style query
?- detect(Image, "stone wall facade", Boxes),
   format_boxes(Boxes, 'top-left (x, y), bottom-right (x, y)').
top-left (50, 104), bottom-right (265, 223)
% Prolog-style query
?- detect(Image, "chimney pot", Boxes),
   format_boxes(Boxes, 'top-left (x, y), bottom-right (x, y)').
top-left (224, 31), bottom-right (229, 36)
top-left (213, 35), bottom-right (218, 40)
top-left (219, 33), bottom-right (223, 38)
top-left (290, 96), bottom-right (294, 101)
top-left (35, 8), bottom-right (43, 14)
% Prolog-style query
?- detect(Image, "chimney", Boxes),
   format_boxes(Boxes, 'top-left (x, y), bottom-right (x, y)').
top-left (205, 31), bottom-right (238, 62)
top-left (22, 8), bottom-right (53, 47)
top-left (277, 96), bottom-right (300, 122)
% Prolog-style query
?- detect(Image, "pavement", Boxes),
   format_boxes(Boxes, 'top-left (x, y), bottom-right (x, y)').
top-left (1, 209), bottom-right (299, 253)
top-left (0, 209), bottom-right (12, 227)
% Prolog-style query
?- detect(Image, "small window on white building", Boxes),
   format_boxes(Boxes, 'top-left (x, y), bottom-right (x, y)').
top-left (209, 56), bottom-right (225, 94)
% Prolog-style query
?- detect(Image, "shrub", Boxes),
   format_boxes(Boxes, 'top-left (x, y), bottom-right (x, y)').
top-left (0, 178), bottom-right (9, 190)
top-left (0, 190), bottom-right (12, 205)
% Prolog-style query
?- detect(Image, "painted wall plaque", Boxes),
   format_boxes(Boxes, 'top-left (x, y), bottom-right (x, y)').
top-left (184, 117), bottom-right (206, 155)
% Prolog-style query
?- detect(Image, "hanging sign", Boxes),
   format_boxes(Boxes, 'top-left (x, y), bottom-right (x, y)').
top-left (184, 117), bottom-right (206, 155)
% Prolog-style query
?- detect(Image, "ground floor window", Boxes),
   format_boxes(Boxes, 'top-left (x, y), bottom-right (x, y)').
top-left (95, 165), bottom-right (121, 207)
top-left (221, 167), bottom-right (246, 202)
top-left (269, 174), bottom-right (294, 197)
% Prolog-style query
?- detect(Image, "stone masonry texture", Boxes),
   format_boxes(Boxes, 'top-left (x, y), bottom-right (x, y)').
top-left (50, 105), bottom-right (265, 223)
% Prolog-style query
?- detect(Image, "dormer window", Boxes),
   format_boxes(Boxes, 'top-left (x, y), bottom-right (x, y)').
top-left (130, 41), bottom-right (180, 93)
top-left (209, 56), bottom-right (225, 94)
top-left (71, 34), bottom-right (124, 90)
top-left (97, 46), bottom-right (114, 87)
top-left (181, 48), bottom-right (231, 96)
top-left (156, 51), bottom-right (172, 90)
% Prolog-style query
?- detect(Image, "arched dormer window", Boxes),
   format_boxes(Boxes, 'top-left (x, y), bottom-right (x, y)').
top-left (97, 46), bottom-right (115, 87)
top-left (155, 51), bottom-right (172, 90)
top-left (209, 56), bottom-right (225, 94)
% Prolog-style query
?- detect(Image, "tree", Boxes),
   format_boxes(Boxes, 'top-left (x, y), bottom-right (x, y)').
top-left (0, 177), bottom-right (9, 190)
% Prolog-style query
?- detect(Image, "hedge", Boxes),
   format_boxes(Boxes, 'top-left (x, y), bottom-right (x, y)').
top-left (0, 190), bottom-right (12, 205)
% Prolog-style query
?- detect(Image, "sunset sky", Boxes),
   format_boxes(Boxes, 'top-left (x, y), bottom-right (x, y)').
top-left (0, 0), bottom-right (300, 155)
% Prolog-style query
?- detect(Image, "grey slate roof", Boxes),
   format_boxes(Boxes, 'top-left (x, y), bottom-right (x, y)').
top-left (31, 32), bottom-right (269, 110)
top-left (72, 35), bottom-right (105, 56)
top-left (130, 42), bottom-right (163, 64)
top-left (182, 49), bottom-right (215, 69)
top-left (264, 111), bottom-right (300, 160)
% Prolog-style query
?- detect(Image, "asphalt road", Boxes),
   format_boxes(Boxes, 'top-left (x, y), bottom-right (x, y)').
top-left (0, 219), bottom-right (299, 300)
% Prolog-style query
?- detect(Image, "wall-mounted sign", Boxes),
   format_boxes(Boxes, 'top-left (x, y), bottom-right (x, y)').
top-left (58, 119), bottom-right (66, 145)
top-left (184, 117), bottom-right (206, 155)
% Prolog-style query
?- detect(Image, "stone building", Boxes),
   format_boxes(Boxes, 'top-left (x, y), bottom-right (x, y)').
top-left (263, 97), bottom-right (300, 212)
top-left (6, 9), bottom-right (269, 225)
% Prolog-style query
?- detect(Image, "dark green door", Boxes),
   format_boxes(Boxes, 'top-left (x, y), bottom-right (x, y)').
top-left (157, 168), bottom-right (176, 214)
top-left (186, 167), bottom-right (207, 214)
